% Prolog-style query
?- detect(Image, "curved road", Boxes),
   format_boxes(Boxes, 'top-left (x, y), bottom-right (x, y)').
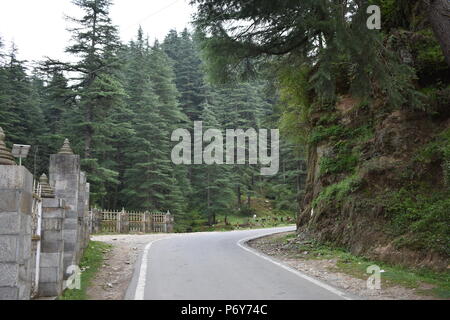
top-left (125, 227), bottom-right (355, 300)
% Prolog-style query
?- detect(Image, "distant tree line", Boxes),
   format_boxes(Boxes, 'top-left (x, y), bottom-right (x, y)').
top-left (0, 0), bottom-right (305, 231)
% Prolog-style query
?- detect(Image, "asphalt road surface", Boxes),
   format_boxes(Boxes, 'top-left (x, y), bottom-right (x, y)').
top-left (125, 227), bottom-right (356, 300)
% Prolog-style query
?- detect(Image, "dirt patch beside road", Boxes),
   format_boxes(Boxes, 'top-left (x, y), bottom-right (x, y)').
top-left (86, 234), bottom-right (175, 300)
top-left (248, 232), bottom-right (441, 300)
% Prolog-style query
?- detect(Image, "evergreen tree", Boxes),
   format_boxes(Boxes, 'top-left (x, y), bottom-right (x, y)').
top-left (193, 0), bottom-right (422, 107)
top-left (163, 29), bottom-right (207, 121)
top-left (120, 30), bottom-right (189, 215)
top-left (42, 71), bottom-right (71, 135)
top-left (190, 103), bottom-right (234, 224)
top-left (0, 45), bottom-right (46, 175)
top-left (0, 45), bottom-right (32, 144)
top-left (41, 0), bottom-right (130, 204)
top-left (1, 17), bottom-right (305, 227)
top-left (149, 41), bottom-right (190, 215)
top-left (214, 82), bottom-right (268, 210)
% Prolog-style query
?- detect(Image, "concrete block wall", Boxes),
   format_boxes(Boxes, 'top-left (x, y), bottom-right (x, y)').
top-left (0, 166), bottom-right (34, 300)
top-left (38, 198), bottom-right (66, 297)
top-left (0, 136), bottom-right (92, 300)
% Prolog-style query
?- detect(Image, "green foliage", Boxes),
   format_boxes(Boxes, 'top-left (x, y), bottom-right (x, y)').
top-left (276, 233), bottom-right (450, 298)
top-left (163, 29), bottom-right (207, 121)
top-left (310, 125), bottom-right (347, 144)
top-left (193, 0), bottom-right (425, 109)
top-left (38, 0), bottom-right (129, 206)
top-left (312, 174), bottom-right (362, 209)
top-left (372, 0), bottom-right (423, 30)
top-left (59, 241), bottom-right (112, 300)
top-left (320, 151), bottom-right (359, 176)
top-left (174, 211), bottom-right (208, 233)
top-left (391, 128), bottom-right (450, 254)
top-left (415, 128), bottom-right (450, 186)
top-left (386, 187), bottom-right (450, 256)
top-left (277, 61), bottom-right (311, 149)
top-left (0, 45), bottom-right (53, 175)
top-left (238, 205), bottom-right (257, 217)
top-left (310, 123), bottom-right (374, 145)
top-left (414, 30), bottom-right (448, 76)
top-left (312, 124), bottom-right (374, 175)
top-left (419, 85), bottom-right (450, 116)
top-left (119, 32), bottom-right (189, 215)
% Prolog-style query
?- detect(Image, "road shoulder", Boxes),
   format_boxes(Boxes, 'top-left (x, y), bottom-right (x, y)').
top-left (247, 231), bottom-right (444, 300)
top-left (86, 234), bottom-right (174, 300)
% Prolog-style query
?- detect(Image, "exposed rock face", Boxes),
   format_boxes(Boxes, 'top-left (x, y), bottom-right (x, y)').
top-left (298, 98), bottom-right (449, 270)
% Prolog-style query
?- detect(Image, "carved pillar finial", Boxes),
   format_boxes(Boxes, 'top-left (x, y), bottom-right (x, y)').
top-left (40, 173), bottom-right (55, 198)
top-left (0, 127), bottom-right (15, 165)
top-left (58, 138), bottom-right (74, 155)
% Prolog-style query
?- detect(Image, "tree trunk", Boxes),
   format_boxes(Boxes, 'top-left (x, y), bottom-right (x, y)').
top-left (84, 5), bottom-right (98, 159)
top-left (207, 170), bottom-right (214, 225)
top-left (428, 0), bottom-right (450, 66)
top-left (247, 173), bottom-right (254, 207)
top-left (237, 184), bottom-right (241, 209)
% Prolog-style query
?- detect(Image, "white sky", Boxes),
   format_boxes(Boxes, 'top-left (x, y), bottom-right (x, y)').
top-left (0, 0), bottom-right (196, 64)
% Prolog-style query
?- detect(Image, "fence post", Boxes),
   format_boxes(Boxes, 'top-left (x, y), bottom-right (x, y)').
top-left (116, 210), bottom-right (121, 233)
top-left (149, 213), bottom-right (154, 233)
top-left (166, 210), bottom-right (174, 233)
top-left (125, 209), bottom-right (130, 233)
top-left (142, 212), bottom-right (146, 233)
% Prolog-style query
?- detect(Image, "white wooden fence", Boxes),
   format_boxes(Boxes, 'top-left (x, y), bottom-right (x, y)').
top-left (91, 208), bottom-right (174, 234)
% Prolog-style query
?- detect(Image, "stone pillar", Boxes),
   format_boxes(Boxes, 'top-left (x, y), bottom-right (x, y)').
top-left (0, 127), bottom-right (33, 300)
top-left (49, 139), bottom-right (80, 279)
top-left (38, 174), bottom-right (65, 297)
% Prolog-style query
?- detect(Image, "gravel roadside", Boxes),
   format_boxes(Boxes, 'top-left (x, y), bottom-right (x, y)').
top-left (87, 234), bottom-right (177, 300)
top-left (248, 232), bottom-right (437, 300)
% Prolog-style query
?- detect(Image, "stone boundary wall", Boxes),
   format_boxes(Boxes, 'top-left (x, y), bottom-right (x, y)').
top-left (0, 130), bottom-right (91, 300)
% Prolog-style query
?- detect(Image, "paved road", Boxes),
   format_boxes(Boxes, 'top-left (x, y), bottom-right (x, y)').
top-left (125, 227), bottom-right (355, 300)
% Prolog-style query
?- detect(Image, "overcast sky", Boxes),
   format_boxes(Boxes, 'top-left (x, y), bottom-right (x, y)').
top-left (0, 0), bottom-right (196, 64)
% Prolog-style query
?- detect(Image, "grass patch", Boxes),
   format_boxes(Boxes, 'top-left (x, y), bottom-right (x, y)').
top-left (58, 241), bottom-right (112, 300)
top-left (279, 233), bottom-right (450, 299)
top-left (312, 174), bottom-right (362, 208)
top-left (310, 124), bottom-right (348, 144)
top-left (319, 150), bottom-right (359, 175)
top-left (385, 186), bottom-right (450, 256)
top-left (200, 212), bottom-right (295, 232)
top-left (313, 124), bottom-right (373, 176)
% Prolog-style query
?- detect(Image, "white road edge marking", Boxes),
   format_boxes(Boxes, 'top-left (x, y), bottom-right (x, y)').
top-left (134, 238), bottom-right (169, 300)
top-left (237, 232), bottom-right (354, 300)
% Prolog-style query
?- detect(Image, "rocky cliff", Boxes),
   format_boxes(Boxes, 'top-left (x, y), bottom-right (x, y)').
top-left (298, 92), bottom-right (450, 270)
